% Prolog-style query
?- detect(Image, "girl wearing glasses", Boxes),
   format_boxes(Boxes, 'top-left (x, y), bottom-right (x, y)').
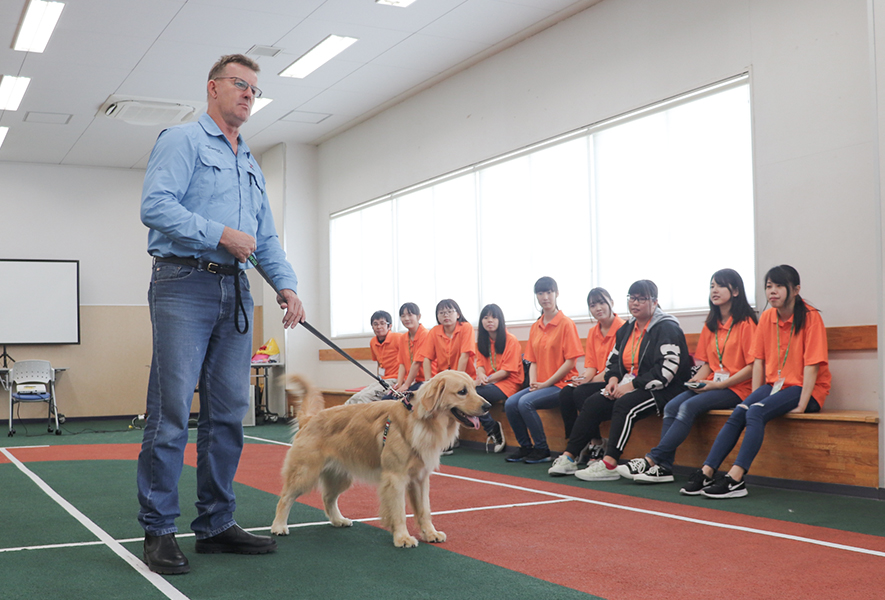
top-left (617, 269), bottom-right (758, 483)
top-left (419, 299), bottom-right (477, 382)
top-left (553, 280), bottom-right (692, 480)
top-left (549, 288), bottom-right (624, 471)
top-left (473, 304), bottom-right (522, 453)
top-left (505, 277), bottom-right (584, 464)
top-left (686, 265), bottom-right (830, 498)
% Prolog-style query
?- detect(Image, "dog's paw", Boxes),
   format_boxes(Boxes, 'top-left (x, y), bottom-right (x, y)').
top-left (329, 517), bottom-right (353, 528)
top-left (422, 529), bottom-right (446, 543)
top-left (393, 533), bottom-right (419, 548)
top-left (270, 522), bottom-right (290, 536)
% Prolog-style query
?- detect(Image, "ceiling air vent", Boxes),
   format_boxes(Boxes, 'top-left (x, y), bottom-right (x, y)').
top-left (98, 95), bottom-right (205, 126)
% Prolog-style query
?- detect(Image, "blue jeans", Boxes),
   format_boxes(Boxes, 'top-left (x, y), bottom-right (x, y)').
top-left (504, 386), bottom-right (561, 451)
top-left (646, 388), bottom-right (741, 470)
top-left (703, 384), bottom-right (820, 473)
top-left (137, 264), bottom-right (253, 538)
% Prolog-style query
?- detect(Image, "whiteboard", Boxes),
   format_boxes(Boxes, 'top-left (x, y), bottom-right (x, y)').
top-left (0, 259), bottom-right (80, 345)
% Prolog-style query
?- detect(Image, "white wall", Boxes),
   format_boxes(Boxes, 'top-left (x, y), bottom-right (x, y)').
top-left (0, 162), bottom-right (151, 305)
top-left (308, 0), bottom-right (881, 410)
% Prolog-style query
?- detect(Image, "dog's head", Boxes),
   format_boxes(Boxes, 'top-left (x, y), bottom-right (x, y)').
top-left (414, 371), bottom-right (490, 429)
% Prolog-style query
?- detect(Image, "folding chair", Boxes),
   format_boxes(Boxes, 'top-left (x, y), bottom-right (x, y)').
top-left (8, 360), bottom-right (60, 436)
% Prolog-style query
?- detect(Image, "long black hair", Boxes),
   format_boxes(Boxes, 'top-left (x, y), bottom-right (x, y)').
top-left (534, 276), bottom-right (559, 313)
top-left (764, 264), bottom-right (810, 332)
top-left (477, 304), bottom-right (507, 358)
top-left (705, 269), bottom-right (758, 332)
top-left (434, 299), bottom-right (468, 325)
top-left (587, 287), bottom-right (614, 314)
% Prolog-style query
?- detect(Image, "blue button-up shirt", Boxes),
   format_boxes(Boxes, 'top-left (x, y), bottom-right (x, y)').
top-left (141, 112), bottom-right (298, 293)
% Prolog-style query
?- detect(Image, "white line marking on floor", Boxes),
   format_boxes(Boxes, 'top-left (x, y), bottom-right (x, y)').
top-left (0, 448), bottom-right (189, 600)
top-left (434, 471), bottom-right (885, 559)
top-left (244, 434), bottom-right (292, 447)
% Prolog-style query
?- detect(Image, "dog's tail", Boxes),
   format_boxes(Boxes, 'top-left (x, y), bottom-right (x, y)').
top-left (287, 374), bottom-right (325, 431)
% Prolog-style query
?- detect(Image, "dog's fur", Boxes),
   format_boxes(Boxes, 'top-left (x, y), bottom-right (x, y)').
top-left (271, 371), bottom-right (490, 547)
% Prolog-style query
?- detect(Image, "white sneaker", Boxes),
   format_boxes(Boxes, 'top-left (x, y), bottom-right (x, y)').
top-left (574, 460), bottom-right (620, 481)
top-left (616, 457), bottom-right (650, 480)
top-left (548, 454), bottom-right (577, 476)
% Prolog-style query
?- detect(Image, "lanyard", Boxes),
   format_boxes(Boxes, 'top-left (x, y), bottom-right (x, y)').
top-left (714, 321), bottom-right (734, 369)
top-left (490, 345), bottom-right (497, 372)
top-left (407, 334), bottom-right (415, 362)
top-left (775, 318), bottom-right (795, 377)
top-left (629, 323), bottom-right (647, 375)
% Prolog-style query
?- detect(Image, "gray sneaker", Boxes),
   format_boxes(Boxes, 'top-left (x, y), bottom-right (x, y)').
top-left (548, 454), bottom-right (578, 476)
top-left (574, 459), bottom-right (620, 481)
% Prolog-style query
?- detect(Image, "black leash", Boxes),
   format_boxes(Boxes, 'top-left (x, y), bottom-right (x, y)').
top-left (247, 254), bottom-right (406, 400)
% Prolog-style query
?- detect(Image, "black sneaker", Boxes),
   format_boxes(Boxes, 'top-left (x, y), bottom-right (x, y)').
top-left (701, 474), bottom-right (747, 499)
top-left (680, 469), bottom-right (715, 496)
top-left (485, 421), bottom-right (507, 454)
top-left (506, 446), bottom-right (533, 462)
top-left (633, 464), bottom-right (675, 483)
top-left (524, 448), bottom-right (552, 464)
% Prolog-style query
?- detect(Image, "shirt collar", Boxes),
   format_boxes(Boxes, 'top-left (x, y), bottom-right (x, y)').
top-left (197, 112), bottom-right (250, 155)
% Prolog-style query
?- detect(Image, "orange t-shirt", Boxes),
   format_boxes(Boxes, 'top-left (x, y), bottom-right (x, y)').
top-left (694, 316), bottom-right (756, 400)
top-left (418, 321), bottom-right (477, 378)
top-left (524, 311), bottom-right (583, 388)
top-left (621, 321), bottom-right (649, 375)
top-left (398, 325), bottom-right (430, 383)
top-left (475, 331), bottom-right (524, 397)
top-left (584, 315), bottom-right (625, 374)
top-left (370, 332), bottom-right (402, 378)
top-left (753, 306), bottom-right (831, 406)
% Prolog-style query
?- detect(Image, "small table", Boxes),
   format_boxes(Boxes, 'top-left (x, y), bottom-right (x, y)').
top-left (250, 362), bottom-right (285, 424)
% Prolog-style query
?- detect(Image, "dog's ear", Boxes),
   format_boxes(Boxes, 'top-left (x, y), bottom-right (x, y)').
top-left (417, 374), bottom-right (446, 416)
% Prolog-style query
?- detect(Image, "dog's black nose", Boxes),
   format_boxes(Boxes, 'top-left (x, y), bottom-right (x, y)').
top-left (482, 401), bottom-right (491, 412)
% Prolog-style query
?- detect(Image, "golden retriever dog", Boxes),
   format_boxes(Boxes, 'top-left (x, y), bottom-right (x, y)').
top-left (271, 370), bottom-right (490, 548)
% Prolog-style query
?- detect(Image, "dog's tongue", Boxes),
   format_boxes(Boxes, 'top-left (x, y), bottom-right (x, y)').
top-left (467, 416), bottom-right (480, 430)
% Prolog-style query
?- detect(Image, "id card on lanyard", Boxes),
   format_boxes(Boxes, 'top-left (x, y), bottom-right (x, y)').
top-left (713, 321), bottom-right (733, 384)
top-left (771, 318), bottom-right (794, 396)
top-left (623, 323), bottom-right (646, 385)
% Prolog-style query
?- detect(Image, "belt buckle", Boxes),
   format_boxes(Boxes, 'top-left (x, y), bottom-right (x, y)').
top-left (206, 262), bottom-right (220, 274)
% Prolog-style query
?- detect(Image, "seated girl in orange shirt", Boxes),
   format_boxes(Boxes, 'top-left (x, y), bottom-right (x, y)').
top-left (474, 304), bottom-right (523, 453)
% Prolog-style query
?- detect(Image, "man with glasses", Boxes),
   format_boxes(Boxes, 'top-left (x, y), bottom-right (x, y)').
top-left (138, 54), bottom-right (303, 574)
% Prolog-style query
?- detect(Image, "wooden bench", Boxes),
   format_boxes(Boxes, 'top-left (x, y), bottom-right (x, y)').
top-left (318, 390), bottom-right (879, 489)
top-left (317, 325), bottom-right (880, 489)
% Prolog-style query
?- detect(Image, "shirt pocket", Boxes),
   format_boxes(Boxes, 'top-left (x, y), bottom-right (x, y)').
top-left (247, 166), bottom-right (266, 214)
top-left (196, 145), bottom-right (236, 203)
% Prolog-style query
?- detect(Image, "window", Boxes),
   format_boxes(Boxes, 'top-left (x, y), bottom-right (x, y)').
top-left (330, 75), bottom-right (754, 337)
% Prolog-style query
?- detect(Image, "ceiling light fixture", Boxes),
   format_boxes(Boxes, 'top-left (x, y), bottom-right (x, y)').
top-left (279, 35), bottom-right (358, 79)
top-left (0, 127), bottom-right (8, 150)
top-left (251, 98), bottom-right (273, 115)
top-left (376, 0), bottom-right (418, 6)
top-left (14, 0), bottom-right (65, 53)
top-left (0, 75), bottom-right (32, 110)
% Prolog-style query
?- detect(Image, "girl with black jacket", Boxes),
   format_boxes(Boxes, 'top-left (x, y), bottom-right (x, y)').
top-left (549, 280), bottom-right (693, 480)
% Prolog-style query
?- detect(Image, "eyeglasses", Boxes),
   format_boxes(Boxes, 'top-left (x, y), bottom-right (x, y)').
top-left (627, 295), bottom-right (652, 304)
top-left (214, 76), bottom-right (263, 98)
top-left (438, 309), bottom-right (457, 316)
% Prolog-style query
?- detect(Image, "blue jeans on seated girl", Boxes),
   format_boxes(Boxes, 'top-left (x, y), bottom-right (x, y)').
top-left (504, 386), bottom-right (561, 451)
top-left (703, 384), bottom-right (820, 473)
top-left (646, 388), bottom-right (741, 471)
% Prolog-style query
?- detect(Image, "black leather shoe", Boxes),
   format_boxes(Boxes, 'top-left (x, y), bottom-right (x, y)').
top-left (144, 533), bottom-right (190, 575)
top-left (194, 525), bottom-right (277, 555)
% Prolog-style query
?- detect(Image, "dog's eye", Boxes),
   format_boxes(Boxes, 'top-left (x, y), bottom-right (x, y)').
top-left (457, 387), bottom-right (467, 396)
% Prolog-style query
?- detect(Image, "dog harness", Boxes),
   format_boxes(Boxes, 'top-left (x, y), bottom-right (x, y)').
top-left (382, 393), bottom-right (414, 447)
